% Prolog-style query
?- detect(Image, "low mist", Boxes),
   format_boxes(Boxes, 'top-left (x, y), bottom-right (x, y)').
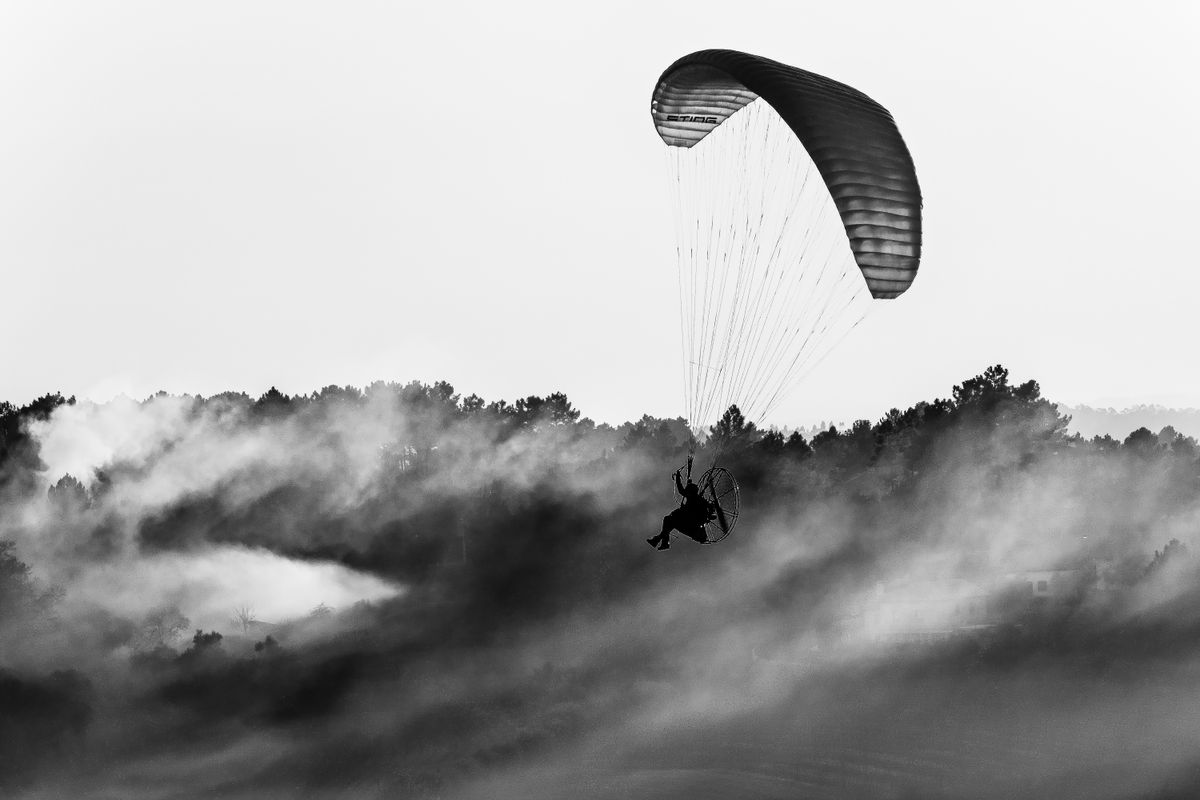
top-left (3, 368), bottom-right (1200, 799)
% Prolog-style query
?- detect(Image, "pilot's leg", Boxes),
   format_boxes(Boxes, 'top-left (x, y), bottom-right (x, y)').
top-left (658, 516), bottom-right (675, 548)
top-left (647, 516), bottom-right (671, 549)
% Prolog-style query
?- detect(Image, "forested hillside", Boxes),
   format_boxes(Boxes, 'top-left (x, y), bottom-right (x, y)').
top-left (3, 365), bottom-right (1199, 798)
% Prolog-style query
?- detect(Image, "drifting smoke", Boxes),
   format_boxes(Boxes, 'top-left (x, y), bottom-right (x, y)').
top-left (2, 369), bottom-right (1200, 799)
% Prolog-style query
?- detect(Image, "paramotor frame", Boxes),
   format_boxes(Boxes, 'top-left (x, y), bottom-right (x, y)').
top-left (673, 464), bottom-right (741, 544)
top-left (697, 467), bottom-right (739, 543)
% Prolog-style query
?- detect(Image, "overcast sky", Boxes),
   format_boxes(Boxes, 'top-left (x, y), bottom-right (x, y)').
top-left (2, 1), bottom-right (1198, 427)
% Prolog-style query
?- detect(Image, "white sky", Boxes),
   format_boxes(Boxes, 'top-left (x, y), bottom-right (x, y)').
top-left (2, 1), bottom-right (1198, 428)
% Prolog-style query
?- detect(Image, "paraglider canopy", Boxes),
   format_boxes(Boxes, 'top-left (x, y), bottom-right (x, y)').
top-left (652, 49), bottom-right (922, 299)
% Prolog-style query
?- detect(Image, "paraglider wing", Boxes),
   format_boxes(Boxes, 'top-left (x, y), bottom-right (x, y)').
top-left (651, 49), bottom-right (922, 299)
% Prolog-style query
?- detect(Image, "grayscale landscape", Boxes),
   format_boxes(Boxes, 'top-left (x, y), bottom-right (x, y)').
top-left (2, 3), bottom-right (1198, 798)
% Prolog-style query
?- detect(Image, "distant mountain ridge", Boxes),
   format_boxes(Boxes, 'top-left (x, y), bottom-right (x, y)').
top-left (1057, 404), bottom-right (1200, 440)
top-left (792, 404), bottom-right (1200, 443)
